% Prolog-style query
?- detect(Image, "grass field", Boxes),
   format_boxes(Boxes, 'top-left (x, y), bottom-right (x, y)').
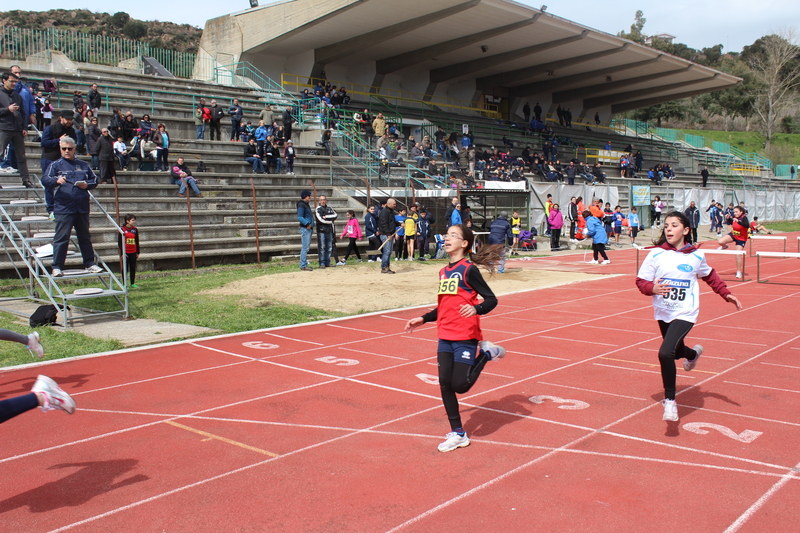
top-left (683, 129), bottom-right (800, 163)
top-left (0, 263), bottom-right (344, 368)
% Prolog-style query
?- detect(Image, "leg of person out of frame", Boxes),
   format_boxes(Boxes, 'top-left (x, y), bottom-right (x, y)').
top-left (0, 328), bottom-right (43, 358)
top-left (657, 319), bottom-right (697, 422)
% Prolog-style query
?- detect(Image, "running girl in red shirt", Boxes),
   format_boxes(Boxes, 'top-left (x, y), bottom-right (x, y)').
top-left (118, 214), bottom-right (140, 288)
top-left (405, 224), bottom-right (505, 452)
top-left (716, 205), bottom-right (749, 279)
top-left (637, 211), bottom-right (742, 422)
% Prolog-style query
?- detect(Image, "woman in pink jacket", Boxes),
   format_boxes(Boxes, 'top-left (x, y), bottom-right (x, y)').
top-left (548, 203), bottom-right (564, 251)
top-left (340, 209), bottom-right (363, 263)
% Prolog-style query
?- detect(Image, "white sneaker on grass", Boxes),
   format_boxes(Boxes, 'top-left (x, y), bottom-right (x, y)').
top-left (87, 265), bottom-right (103, 274)
top-left (27, 332), bottom-right (44, 359)
top-left (662, 399), bottom-right (678, 421)
top-left (480, 340), bottom-right (506, 361)
top-left (684, 345), bottom-right (703, 371)
top-left (438, 431), bottom-right (470, 452)
top-left (31, 375), bottom-right (76, 415)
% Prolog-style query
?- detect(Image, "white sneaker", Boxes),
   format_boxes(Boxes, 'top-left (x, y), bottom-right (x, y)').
top-left (601, 260), bottom-right (611, 265)
top-left (336, 261), bottom-right (346, 266)
top-left (51, 268), bottom-right (63, 277)
top-left (662, 399), bottom-right (678, 421)
top-left (735, 271), bottom-right (742, 279)
top-left (588, 259), bottom-right (598, 265)
top-left (31, 375), bottom-right (76, 415)
top-left (27, 332), bottom-right (44, 359)
top-left (438, 431), bottom-right (470, 452)
top-left (480, 340), bottom-right (506, 361)
top-left (87, 265), bottom-right (103, 274)
top-left (684, 344), bottom-right (703, 371)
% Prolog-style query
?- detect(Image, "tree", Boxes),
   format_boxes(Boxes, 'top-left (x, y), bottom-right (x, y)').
top-left (742, 29), bottom-right (800, 146)
top-left (110, 11), bottom-right (130, 28)
top-left (695, 57), bottom-right (756, 131)
top-left (122, 20), bottom-right (147, 40)
top-left (618, 10), bottom-right (646, 43)
top-left (632, 100), bottom-right (687, 127)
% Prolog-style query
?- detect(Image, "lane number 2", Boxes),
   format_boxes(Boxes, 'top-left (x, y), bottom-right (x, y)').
top-left (682, 422), bottom-right (762, 443)
top-left (529, 395), bottom-right (590, 410)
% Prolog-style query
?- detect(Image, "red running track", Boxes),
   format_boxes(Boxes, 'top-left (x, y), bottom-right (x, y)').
top-left (2, 237), bottom-right (800, 532)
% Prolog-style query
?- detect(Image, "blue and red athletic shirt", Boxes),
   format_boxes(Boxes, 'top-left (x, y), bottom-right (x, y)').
top-left (420, 258), bottom-right (498, 341)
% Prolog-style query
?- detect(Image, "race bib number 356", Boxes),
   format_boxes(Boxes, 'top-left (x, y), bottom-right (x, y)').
top-left (438, 278), bottom-right (459, 295)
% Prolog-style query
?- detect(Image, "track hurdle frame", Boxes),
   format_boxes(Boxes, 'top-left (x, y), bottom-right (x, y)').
top-left (748, 235), bottom-right (787, 257)
top-left (635, 246), bottom-right (748, 282)
top-left (756, 251), bottom-right (800, 286)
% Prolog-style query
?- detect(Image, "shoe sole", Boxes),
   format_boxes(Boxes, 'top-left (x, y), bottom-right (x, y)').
top-left (438, 439), bottom-right (470, 452)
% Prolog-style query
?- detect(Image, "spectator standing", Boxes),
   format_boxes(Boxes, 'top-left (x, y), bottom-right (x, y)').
top-left (544, 194), bottom-right (553, 237)
top-left (315, 195), bottom-right (338, 268)
top-left (585, 209), bottom-right (610, 265)
top-left (0, 72), bottom-right (33, 188)
top-left (510, 210), bottom-right (521, 255)
top-left (284, 140), bottom-right (296, 175)
top-left (488, 211), bottom-right (513, 273)
top-left (170, 157), bottom-right (202, 198)
top-left (254, 120), bottom-right (268, 159)
top-left (258, 104), bottom-right (274, 129)
top-left (627, 207), bottom-right (641, 246)
top-left (533, 102), bottom-right (542, 121)
top-left (263, 140), bottom-right (277, 174)
top-left (117, 214), bottom-right (140, 288)
top-left (791, 166), bottom-right (796, 180)
top-left (297, 190), bottom-right (314, 271)
top-left (87, 83), bottom-right (101, 116)
top-left (282, 107), bottom-right (294, 141)
top-left (41, 97), bottom-right (53, 128)
top-left (96, 127), bottom-right (116, 184)
top-left (417, 209), bottom-right (431, 260)
top-left (41, 137), bottom-right (102, 277)
top-left (378, 198), bottom-right (399, 274)
top-left (340, 210), bottom-right (363, 263)
top-left (151, 124), bottom-right (170, 172)
top-left (700, 166), bottom-right (709, 187)
top-left (372, 113), bottom-right (386, 138)
top-left (548, 204), bottom-right (564, 251)
top-left (364, 205), bottom-right (380, 261)
top-left (684, 201), bottom-right (700, 244)
top-left (567, 197), bottom-right (578, 239)
top-left (9, 65), bottom-right (35, 126)
top-left (594, 112), bottom-right (601, 126)
top-left (228, 98), bottom-right (243, 141)
top-left (194, 102), bottom-right (206, 140)
top-left (209, 100), bottom-right (224, 141)
top-left (40, 110), bottom-right (77, 215)
top-left (522, 102), bottom-right (531, 123)
top-left (86, 117), bottom-right (101, 170)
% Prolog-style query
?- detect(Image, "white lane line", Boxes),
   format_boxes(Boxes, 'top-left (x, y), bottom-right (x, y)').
top-left (689, 337), bottom-right (767, 347)
top-left (723, 381), bottom-right (800, 395)
top-left (539, 335), bottom-right (617, 347)
top-left (722, 461), bottom-right (800, 533)
top-left (264, 332), bottom-right (324, 345)
top-left (338, 347), bottom-right (408, 361)
top-left (536, 381), bottom-right (648, 401)
top-left (593, 363), bottom-right (697, 378)
top-left (327, 323), bottom-right (385, 335)
top-left (509, 351), bottom-right (570, 361)
top-left (709, 324), bottom-right (794, 335)
top-left (761, 362), bottom-right (800, 369)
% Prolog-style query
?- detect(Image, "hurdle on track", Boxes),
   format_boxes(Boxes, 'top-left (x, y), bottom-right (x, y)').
top-left (635, 247), bottom-right (748, 282)
top-left (748, 235), bottom-right (787, 256)
top-left (756, 251), bottom-right (800, 285)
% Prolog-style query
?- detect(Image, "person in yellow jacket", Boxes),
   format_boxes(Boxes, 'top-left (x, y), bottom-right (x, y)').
top-left (510, 210), bottom-right (522, 255)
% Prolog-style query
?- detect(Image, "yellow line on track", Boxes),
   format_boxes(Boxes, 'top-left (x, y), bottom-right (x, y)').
top-left (164, 420), bottom-right (279, 457)
top-left (600, 357), bottom-right (718, 374)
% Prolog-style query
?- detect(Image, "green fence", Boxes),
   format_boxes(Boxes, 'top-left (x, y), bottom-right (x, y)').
top-left (0, 26), bottom-right (200, 79)
top-left (775, 164), bottom-right (797, 178)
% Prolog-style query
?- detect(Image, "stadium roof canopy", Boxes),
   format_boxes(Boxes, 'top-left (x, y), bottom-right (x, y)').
top-left (198, 0), bottom-right (740, 119)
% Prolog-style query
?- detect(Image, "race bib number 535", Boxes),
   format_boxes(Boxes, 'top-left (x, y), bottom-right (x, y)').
top-left (659, 278), bottom-right (691, 310)
top-left (438, 278), bottom-right (459, 295)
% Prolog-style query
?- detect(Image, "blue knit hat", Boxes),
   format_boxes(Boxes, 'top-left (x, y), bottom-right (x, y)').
top-left (300, 190), bottom-right (311, 199)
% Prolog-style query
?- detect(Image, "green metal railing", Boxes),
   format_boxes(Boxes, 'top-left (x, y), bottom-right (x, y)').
top-left (0, 25), bottom-right (204, 79)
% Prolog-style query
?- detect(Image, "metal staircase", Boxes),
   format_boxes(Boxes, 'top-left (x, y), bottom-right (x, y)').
top-left (0, 179), bottom-right (128, 328)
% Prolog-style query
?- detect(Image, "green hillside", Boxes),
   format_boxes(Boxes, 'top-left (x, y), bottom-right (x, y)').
top-left (682, 129), bottom-right (800, 165)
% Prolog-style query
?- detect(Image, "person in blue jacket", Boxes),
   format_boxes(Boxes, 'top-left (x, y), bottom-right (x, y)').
top-left (41, 136), bottom-right (101, 278)
top-left (364, 205), bottom-right (380, 261)
top-left (297, 190), bottom-right (315, 271)
top-left (584, 209), bottom-right (610, 265)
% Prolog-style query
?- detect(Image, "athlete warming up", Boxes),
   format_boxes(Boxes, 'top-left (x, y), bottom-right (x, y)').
top-left (635, 211), bottom-right (742, 422)
top-left (405, 224), bottom-right (506, 452)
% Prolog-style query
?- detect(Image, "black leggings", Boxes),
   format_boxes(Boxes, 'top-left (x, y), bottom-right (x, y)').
top-left (657, 319), bottom-right (698, 400)
top-left (438, 347), bottom-right (489, 431)
top-left (343, 237), bottom-right (361, 260)
top-left (592, 243), bottom-right (608, 261)
top-left (125, 253), bottom-right (137, 285)
top-left (0, 393), bottom-right (38, 424)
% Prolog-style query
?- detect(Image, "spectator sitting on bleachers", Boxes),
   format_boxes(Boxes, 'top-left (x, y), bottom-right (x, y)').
top-left (245, 138), bottom-right (265, 173)
top-left (592, 163), bottom-right (607, 184)
top-left (502, 136), bottom-right (514, 149)
top-left (171, 157), bottom-right (202, 197)
top-left (122, 114), bottom-right (136, 143)
top-left (411, 143), bottom-right (427, 167)
top-left (113, 136), bottom-right (130, 170)
top-left (241, 121), bottom-right (254, 142)
top-left (138, 114), bottom-right (153, 140)
top-left (130, 133), bottom-right (155, 168)
top-left (577, 161), bottom-right (593, 183)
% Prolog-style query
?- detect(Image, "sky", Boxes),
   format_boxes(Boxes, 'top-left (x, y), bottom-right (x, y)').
top-left (13, 0), bottom-right (797, 54)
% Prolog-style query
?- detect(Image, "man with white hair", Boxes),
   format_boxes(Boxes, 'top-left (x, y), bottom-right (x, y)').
top-left (41, 137), bottom-right (101, 278)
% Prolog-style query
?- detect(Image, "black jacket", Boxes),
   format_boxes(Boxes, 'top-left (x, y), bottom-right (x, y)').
top-left (244, 143), bottom-right (258, 158)
top-left (0, 88), bottom-right (25, 131)
top-left (41, 122), bottom-right (77, 161)
top-left (87, 89), bottom-right (101, 109)
top-left (378, 205), bottom-right (398, 235)
top-left (97, 134), bottom-right (115, 161)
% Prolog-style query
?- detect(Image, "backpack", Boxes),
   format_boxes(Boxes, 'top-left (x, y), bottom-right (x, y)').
top-left (30, 304), bottom-right (59, 327)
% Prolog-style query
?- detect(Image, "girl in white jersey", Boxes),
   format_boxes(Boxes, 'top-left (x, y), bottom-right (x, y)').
top-left (636, 211), bottom-right (742, 422)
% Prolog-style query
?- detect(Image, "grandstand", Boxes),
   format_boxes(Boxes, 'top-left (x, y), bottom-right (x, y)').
top-left (0, 2), bottom-right (798, 287)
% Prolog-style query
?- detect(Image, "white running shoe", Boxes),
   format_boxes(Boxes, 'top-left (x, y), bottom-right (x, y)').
top-left (588, 259), bottom-right (599, 265)
top-left (735, 271), bottom-right (742, 279)
top-left (438, 431), bottom-right (470, 452)
top-left (684, 344), bottom-right (703, 371)
top-left (336, 261), bottom-right (346, 266)
top-left (662, 399), bottom-right (678, 421)
top-left (87, 265), bottom-right (103, 274)
top-left (601, 260), bottom-right (612, 265)
top-left (480, 340), bottom-right (506, 361)
top-left (31, 375), bottom-right (76, 414)
top-left (51, 268), bottom-right (63, 277)
top-left (27, 332), bottom-right (44, 359)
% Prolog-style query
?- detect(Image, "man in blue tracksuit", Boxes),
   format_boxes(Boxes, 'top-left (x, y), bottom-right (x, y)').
top-left (584, 209), bottom-right (610, 264)
top-left (297, 190), bottom-right (314, 271)
top-left (364, 205), bottom-right (379, 261)
top-left (488, 211), bottom-right (513, 273)
top-left (41, 136), bottom-right (101, 277)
